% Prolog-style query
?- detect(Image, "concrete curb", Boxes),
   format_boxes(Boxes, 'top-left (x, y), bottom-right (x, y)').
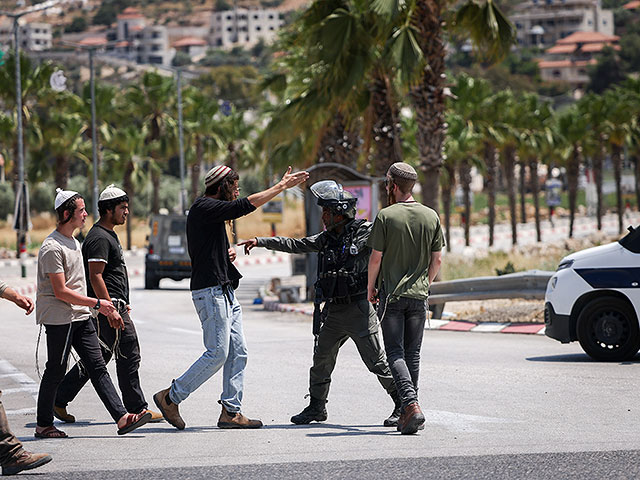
top-left (263, 301), bottom-right (546, 336)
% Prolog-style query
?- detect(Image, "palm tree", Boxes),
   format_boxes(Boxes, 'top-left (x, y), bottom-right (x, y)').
top-left (556, 106), bottom-right (585, 238)
top-left (517, 93), bottom-right (554, 242)
top-left (103, 123), bottom-right (149, 249)
top-left (374, 0), bottom-right (515, 211)
top-left (0, 52), bottom-right (56, 189)
top-left (182, 86), bottom-right (220, 202)
top-left (125, 71), bottom-right (176, 214)
top-left (578, 93), bottom-right (608, 231)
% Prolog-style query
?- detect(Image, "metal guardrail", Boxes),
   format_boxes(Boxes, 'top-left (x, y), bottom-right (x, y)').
top-left (429, 270), bottom-right (554, 306)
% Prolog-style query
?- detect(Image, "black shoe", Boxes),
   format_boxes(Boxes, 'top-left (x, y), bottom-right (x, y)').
top-left (290, 397), bottom-right (327, 425)
top-left (384, 405), bottom-right (403, 427)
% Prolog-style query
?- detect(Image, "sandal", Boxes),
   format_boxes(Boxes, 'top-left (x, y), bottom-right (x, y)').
top-left (117, 411), bottom-right (152, 436)
top-left (34, 425), bottom-right (68, 439)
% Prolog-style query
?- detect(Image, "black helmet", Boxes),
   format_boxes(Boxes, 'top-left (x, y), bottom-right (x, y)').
top-left (310, 180), bottom-right (357, 219)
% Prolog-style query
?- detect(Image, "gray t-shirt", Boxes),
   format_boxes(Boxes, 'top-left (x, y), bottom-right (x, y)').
top-left (36, 229), bottom-right (90, 325)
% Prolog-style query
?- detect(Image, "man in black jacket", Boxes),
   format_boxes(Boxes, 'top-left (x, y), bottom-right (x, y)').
top-left (154, 165), bottom-right (308, 430)
top-left (239, 180), bottom-right (400, 426)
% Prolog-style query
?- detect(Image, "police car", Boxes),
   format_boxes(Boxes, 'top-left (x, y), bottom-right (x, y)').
top-left (545, 226), bottom-right (640, 361)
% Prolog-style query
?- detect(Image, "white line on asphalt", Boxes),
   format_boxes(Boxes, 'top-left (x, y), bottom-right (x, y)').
top-left (0, 359), bottom-right (39, 406)
top-left (5, 407), bottom-right (36, 415)
top-left (2, 386), bottom-right (39, 395)
top-left (170, 327), bottom-right (201, 336)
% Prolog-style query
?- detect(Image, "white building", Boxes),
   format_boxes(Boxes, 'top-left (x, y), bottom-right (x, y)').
top-left (511, 0), bottom-right (613, 48)
top-left (209, 8), bottom-right (284, 48)
top-left (0, 20), bottom-right (52, 51)
top-left (110, 7), bottom-right (173, 66)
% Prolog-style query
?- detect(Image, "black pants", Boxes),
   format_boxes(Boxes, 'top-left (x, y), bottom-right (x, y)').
top-left (378, 296), bottom-right (427, 408)
top-left (37, 320), bottom-right (127, 427)
top-left (56, 309), bottom-right (147, 414)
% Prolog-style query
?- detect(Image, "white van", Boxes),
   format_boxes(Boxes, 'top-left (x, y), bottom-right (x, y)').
top-left (545, 226), bottom-right (640, 361)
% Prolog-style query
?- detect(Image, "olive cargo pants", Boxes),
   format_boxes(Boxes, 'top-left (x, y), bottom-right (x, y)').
top-left (309, 299), bottom-right (396, 401)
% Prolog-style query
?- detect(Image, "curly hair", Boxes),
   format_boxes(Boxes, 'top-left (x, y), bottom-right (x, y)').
top-left (98, 195), bottom-right (129, 217)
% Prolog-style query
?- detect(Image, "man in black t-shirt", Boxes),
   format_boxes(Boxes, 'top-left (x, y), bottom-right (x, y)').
top-left (54, 185), bottom-right (162, 423)
top-left (154, 165), bottom-right (308, 430)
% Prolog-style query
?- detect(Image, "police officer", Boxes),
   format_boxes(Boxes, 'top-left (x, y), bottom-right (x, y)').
top-left (239, 180), bottom-right (401, 426)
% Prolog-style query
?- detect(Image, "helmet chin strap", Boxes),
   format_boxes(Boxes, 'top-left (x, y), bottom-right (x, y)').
top-left (326, 212), bottom-right (349, 231)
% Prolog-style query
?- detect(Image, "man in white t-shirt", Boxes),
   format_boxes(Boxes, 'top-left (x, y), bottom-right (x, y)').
top-left (34, 189), bottom-right (152, 439)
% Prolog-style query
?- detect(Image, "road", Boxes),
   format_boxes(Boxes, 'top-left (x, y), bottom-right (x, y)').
top-left (2, 260), bottom-right (640, 478)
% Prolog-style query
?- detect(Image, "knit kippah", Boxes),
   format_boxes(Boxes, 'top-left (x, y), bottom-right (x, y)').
top-left (388, 162), bottom-right (418, 180)
top-left (204, 165), bottom-right (232, 188)
top-left (99, 184), bottom-right (127, 202)
top-left (54, 188), bottom-right (79, 210)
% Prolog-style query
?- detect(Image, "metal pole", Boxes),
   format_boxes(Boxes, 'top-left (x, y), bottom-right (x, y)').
top-left (90, 48), bottom-right (98, 219)
top-left (177, 69), bottom-right (186, 213)
top-left (14, 16), bottom-right (26, 278)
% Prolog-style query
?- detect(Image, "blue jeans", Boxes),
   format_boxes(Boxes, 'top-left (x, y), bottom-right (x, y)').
top-left (378, 295), bottom-right (427, 408)
top-left (169, 285), bottom-right (247, 413)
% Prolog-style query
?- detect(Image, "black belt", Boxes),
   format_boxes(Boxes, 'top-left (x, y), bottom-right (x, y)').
top-left (330, 292), bottom-right (368, 305)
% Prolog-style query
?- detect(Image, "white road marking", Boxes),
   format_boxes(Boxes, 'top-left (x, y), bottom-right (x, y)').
top-left (0, 358), bottom-right (39, 415)
top-left (170, 327), bottom-right (201, 336)
top-left (424, 409), bottom-right (518, 433)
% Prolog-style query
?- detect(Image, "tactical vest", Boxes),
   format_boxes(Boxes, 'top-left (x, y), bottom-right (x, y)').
top-left (315, 219), bottom-right (370, 302)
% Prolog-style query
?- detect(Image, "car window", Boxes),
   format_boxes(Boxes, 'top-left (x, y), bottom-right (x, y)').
top-left (169, 219), bottom-right (186, 235)
top-left (619, 226), bottom-right (640, 254)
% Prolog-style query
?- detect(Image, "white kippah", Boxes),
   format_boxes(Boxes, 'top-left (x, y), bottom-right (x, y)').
top-left (99, 184), bottom-right (127, 202)
top-left (204, 165), bottom-right (232, 188)
top-left (54, 188), bottom-right (79, 210)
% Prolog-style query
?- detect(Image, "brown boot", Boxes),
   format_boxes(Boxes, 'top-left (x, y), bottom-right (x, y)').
top-left (217, 403), bottom-right (263, 429)
top-left (153, 387), bottom-right (185, 430)
top-left (53, 406), bottom-right (75, 423)
top-left (2, 451), bottom-right (52, 476)
top-left (400, 402), bottom-right (425, 435)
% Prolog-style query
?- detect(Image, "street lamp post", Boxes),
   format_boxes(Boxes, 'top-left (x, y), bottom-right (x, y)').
top-left (0, 0), bottom-right (64, 277)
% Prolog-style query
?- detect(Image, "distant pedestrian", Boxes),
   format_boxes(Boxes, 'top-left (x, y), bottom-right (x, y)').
top-left (54, 185), bottom-right (162, 424)
top-left (0, 281), bottom-right (52, 476)
top-left (154, 166), bottom-right (309, 430)
top-left (34, 189), bottom-right (152, 438)
top-left (367, 163), bottom-right (444, 435)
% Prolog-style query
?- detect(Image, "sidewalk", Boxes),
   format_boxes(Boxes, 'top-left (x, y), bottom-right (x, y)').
top-left (262, 300), bottom-right (547, 336)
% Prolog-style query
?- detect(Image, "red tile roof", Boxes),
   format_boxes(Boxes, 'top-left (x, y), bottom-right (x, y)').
top-left (546, 44), bottom-right (576, 54)
top-left (78, 36), bottom-right (107, 47)
top-left (538, 59), bottom-right (597, 69)
top-left (623, 0), bottom-right (640, 9)
top-left (173, 37), bottom-right (207, 47)
top-left (557, 31), bottom-right (620, 45)
top-left (117, 7), bottom-right (144, 20)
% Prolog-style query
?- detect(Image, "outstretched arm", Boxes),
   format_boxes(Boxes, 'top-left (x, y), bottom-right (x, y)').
top-left (239, 234), bottom-right (323, 255)
top-left (1, 285), bottom-right (34, 315)
top-left (247, 166), bottom-right (309, 209)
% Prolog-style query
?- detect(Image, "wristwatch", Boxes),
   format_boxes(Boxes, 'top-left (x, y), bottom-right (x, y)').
top-left (94, 298), bottom-right (101, 310)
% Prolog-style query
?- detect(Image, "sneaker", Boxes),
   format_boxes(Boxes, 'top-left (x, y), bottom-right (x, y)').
top-left (217, 402), bottom-right (262, 429)
top-left (53, 406), bottom-right (75, 423)
top-left (2, 451), bottom-right (52, 476)
top-left (153, 387), bottom-right (185, 430)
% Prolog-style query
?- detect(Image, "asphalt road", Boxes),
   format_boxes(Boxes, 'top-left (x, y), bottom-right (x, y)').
top-left (2, 260), bottom-right (640, 478)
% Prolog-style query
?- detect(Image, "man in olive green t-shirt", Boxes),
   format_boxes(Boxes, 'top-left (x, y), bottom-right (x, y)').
top-left (367, 162), bottom-right (444, 435)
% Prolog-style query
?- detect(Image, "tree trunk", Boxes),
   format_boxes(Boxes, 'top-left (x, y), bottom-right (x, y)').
top-left (484, 142), bottom-right (497, 247)
top-left (634, 153), bottom-right (640, 212)
top-left (441, 162), bottom-right (455, 252)
top-left (612, 143), bottom-right (624, 234)
top-left (54, 156), bottom-right (69, 190)
top-left (191, 136), bottom-right (203, 203)
top-left (371, 70), bottom-right (402, 207)
top-left (459, 159), bottom-right (472, 247)
top-left (314, 113), bottom-right (360, 170)
top-left (592, 139), bottom-right (605, 231)
top-left (529, 157), bottom-right (541, 242)
top-left (410, 0), bottom-right (446, 212)
top-left (151, 169), bottom-right (160, 214)
top-left (123, 159), bottom-right (135, 251)
top-left (519, 159), bottom-right (527, 224)
top-left (503, 146), bottom-right (517, 246)
top-left (567, 146), bottom-right (581, 238)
